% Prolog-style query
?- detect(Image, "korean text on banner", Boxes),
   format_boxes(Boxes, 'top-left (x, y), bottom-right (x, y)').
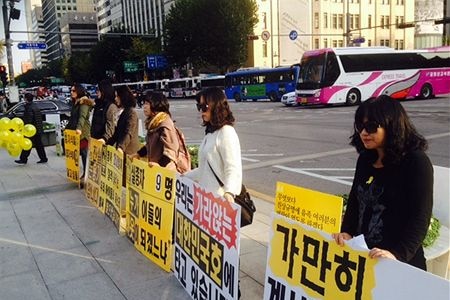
top-left (264, 213), bottom-right (376, 300)
top-left (174, 175), bottom-right (241, 300)
top-left (275, 182), bottom-right (343, 234)
top-left (264, 213), bottom-right (450, 300)
top-left (85, 138), bottom-right (103, 209)
top-left (64, 129), bottom-right (80, 185)
top-left (99, 145), bottom-right (123, 221)
top-left (126, 157), bottom-right (176, 272)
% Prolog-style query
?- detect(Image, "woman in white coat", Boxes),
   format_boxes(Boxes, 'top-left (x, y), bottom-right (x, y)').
top-left (185, 87), bottom-right (242, 203)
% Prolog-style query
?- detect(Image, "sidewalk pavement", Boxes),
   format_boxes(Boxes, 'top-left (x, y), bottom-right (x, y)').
top-left (0, 146), bottom-right (274, 300)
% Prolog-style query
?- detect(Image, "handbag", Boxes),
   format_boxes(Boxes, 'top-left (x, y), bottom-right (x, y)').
top-left (208, 162), bottom-right (256, 227)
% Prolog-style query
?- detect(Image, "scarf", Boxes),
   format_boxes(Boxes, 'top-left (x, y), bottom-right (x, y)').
top-left (146, 112), bottom-right (169, 131)
top-left (205, 123), bottom-right (219, 135)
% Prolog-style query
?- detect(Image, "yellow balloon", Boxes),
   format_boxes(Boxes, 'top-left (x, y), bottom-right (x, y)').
top-left (23, 124), bottom-right (37, 138)
top-left (8, 146), bottom-right (22, 157)
top-left (0, 139), bottom-right (7, 149)
top-left (11, 118), bottom-right (24, 132)
top-left (10, 132), bottom-right (23, 143)
top-left (0, 118), bottom-right (11, 131)
top-left (20, 138), bottom-right (32, 151)
top-left (7, 142), bottom-right (22, 157)
top-left (0, 130), bottom-right (10, 142)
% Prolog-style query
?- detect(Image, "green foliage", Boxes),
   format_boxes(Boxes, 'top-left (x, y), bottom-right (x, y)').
top-left (338, 193), bottom-right (440, 247)
top-left (188, 144), bottom-right (199, 169)
top-left (164, 0), bottom-right (258, 72)
top-left (423, 216), bottom-right (441, 248)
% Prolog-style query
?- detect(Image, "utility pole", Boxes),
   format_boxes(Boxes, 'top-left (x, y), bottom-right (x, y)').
top-left (2, 0), bottom-right (17, 86)
top-left (345, 0), bottom-right (351, 46)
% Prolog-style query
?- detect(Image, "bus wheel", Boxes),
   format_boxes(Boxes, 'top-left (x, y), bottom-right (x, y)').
top-left (346, 89), bottom-right (361, 106)
top-left (419, 84), bottom-right (433, 99)
top-left (234, 93), bottom-right (242, 102)
top-left (269, 92), bottom-right (278, 102)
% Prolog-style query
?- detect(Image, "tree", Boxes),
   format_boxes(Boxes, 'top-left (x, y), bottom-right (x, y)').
top-left (164, 0), bottom-right (258, 73)
top-left (63, 52), bottom-right (95, 84)
top-left (128, 36), bottom-right (161, 62)
top-left (90, 31), bottom-right (133, 82)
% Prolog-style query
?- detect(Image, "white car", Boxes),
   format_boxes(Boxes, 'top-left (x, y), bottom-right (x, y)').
top-left (281, 91), bottom-right (297, 106)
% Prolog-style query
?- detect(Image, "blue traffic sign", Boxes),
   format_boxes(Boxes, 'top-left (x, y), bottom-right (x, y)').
top-left (352, 37), bottom-right (365, 44)
top-left (147, 55), bottom-right (168, 70)
top-left (17, 42), bottom-right (47, 50)
top-left (289, 30), bottom-right (298, 41)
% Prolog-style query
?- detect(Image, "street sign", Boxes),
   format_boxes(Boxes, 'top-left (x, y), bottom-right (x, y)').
top-left (17, 42), bottom-right (47, 50)
top-left (146, 55), bottom-right (168, 70)
top-left (261, 30), bottom-right (271, 41)
top-left (124, 61), bottom-right (140, 73)
top-left (352, 37), bottom-right (365, 44)
top-left (289, 30), bottom-right (298, 41)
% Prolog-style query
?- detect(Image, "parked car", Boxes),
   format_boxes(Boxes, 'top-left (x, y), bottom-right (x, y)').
top-left (281, 91), bottom-right (297, 106)
top-left (0, 99), bottom-right (71, 130)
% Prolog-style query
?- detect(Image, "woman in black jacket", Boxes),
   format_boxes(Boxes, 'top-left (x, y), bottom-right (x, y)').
top-left (15, 93), bottom-right (48, 164)
top-left (91, 79), bottom-right (118, 140)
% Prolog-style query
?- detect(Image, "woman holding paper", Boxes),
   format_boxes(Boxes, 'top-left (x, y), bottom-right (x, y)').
top-left (333, 95), bottom-right (433, 270)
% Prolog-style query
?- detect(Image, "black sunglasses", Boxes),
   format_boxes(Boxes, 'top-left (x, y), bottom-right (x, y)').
top-left (355, 121), bottom-right (380, 134)
top-left (196, 103), bottom-right (209, 112)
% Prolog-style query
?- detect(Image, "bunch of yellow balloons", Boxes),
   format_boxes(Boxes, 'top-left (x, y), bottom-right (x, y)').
top-left (0, 117), bottom-right (37, 157)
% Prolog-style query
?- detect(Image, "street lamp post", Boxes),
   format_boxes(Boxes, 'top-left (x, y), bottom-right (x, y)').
top-left (2, 0), bottom-right (21, 87)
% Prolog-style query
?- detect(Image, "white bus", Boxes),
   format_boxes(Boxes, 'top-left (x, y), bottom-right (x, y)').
top-left (296, 46), bottom-right (450, 106)
top-left (167, 77), bottom-right (200, 98)
top-left (198, 75), bottom-right (225, 91)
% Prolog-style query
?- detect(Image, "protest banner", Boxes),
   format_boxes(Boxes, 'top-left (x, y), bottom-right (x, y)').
top-left (85, 138), bottom-right (103, 209)
top-left (275, 182), bottom-right (343, 234)
top-left (264, 213), bottom-right (450, 300)
top-left (99, 145), bottom-right (123, 224)
top-left (63, 129), bottom-right (80, 186)
top-left (174, 175), bottom-right (241, 299)
top-left (126, 157), bottom-right (176, 271)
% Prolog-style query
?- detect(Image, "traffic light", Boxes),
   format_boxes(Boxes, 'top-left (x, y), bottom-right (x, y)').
top-left (0, 65), bottom-right (8, 87)
top-left (435, 17), bottom-right (450, 25)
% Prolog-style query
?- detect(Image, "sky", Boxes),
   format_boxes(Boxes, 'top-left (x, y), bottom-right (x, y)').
top-left (1, 1), bottom-right (32, 75)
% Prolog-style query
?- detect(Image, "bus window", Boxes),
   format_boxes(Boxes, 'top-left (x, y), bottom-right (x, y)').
top-left (323, 52), bottom-right (340, 86)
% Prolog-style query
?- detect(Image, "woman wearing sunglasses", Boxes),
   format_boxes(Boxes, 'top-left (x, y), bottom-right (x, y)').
top-left (65, 84), bottom-right (95, 183)
top-left (185, 87), bottom-right (242, 204)
top-left (333, 95), bottom-right (433, 270)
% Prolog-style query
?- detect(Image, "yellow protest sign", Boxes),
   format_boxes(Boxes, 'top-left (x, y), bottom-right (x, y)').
top-left (275, 182), bottom-right (343, 234)
top-left (99, 145), bottom-right (123, 223)
top-left (126, 157), bottom-right (176, 271)
top-left (85, 138), bottom-right (103, 209)
top-left (265, 214), bottom-right (377, 300)
top-left (64, 129), bottom-right (80, 185)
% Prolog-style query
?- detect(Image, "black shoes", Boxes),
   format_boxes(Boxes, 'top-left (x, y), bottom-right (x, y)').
top-left (14, 160), bottom-right (27, 164)
top-left (37, 160), bottom-right (48, 164)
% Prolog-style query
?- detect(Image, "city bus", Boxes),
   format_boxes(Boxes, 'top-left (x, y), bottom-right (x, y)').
top-left (167, 77), bottom-right (200, 98)
top-left (225, 66), bottom-right (300, 102)
top-left (296, 47), bottom-right (450, 106)
top-left (198, 75), bottom-right (225, 91)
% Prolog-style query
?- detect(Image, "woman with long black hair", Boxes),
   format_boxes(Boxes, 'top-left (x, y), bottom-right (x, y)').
top-left (333, 95), bottom-right (433, 270)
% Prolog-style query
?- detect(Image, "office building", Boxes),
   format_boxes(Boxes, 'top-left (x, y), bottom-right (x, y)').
top-left (41, 0), bottom-right (96, 61)
top-left (60, 12), bottom-right (98, 56)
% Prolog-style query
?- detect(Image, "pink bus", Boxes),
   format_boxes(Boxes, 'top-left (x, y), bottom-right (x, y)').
top-left (296, 47), bottom-right (450, 106)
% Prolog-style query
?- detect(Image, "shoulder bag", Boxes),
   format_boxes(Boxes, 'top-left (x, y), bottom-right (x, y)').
top-left (207, 161), bottom-right (256, 227)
